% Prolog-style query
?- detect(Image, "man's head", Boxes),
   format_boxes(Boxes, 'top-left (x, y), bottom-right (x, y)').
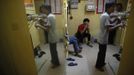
top-left (83, 18), bottom-right (90, 25)
top-left (39, 4), bottom-right (51, 15)
top-left (115, 3), bottom-right (123, 12)
top-left (105, 3), bottom-right (115, 14)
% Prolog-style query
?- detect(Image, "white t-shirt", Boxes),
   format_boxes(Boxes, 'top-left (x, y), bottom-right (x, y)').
top-left (98, 12), bottom-right (111, 44)
top-left (47, 13), bottom-right (57, 43)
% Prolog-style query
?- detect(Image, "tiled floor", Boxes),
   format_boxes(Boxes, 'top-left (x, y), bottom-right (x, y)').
top-left (34, 43), bottom-right (120, 75)
top-left (36, 43), bottom-right (66, 75)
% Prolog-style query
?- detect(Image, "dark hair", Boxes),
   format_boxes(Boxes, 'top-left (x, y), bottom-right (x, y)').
top-left (116, 3), bottom-right (122, 7)
top-left (39, 4), bottom-right (51, 13)
top-left (83, 18), bottom-right (90, 23)
top-left (105, 3), bottom-right (115, 12)
top-left (116, 3), bottom-right (123, 12)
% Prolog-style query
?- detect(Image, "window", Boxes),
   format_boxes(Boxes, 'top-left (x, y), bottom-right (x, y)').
top-left (45, 0), bottom-right (62, 14)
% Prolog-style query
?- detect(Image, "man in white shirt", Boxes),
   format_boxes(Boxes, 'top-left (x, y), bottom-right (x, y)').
top-left (95, 3), bottom-right (123, 71)
top-left (37, 5), bottom-right (60, 68)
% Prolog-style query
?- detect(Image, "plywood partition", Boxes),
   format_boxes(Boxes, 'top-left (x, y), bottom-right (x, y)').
top-left (0, 0), bottom-right (37, 75)
top-left (117, 0), bottom-right (134, 75)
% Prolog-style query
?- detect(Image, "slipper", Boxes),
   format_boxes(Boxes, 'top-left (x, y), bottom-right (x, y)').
top-left (68, 62), bottom-right (78, 66)
top-left (66, 58), bottom-right (75, 61)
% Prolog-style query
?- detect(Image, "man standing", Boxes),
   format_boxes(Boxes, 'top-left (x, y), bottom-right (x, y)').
top-left (38, 5), bottom-right (60, 68)
top-left (95, 3), bottom-right (123, 71)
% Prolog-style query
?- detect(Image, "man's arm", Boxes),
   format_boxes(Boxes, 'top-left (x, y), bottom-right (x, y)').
top-left (35, 24), bottom-right (49, 30)
top-left (86, 24), bottom-right (90, 33)
top-left (110, 18), bottom-right (121, 24)
top-left (107, 23), bottom-right (124, 31)
top-left (105, 15), bottom-right (124, 31)
top-left (36, 16), bottom-right (52, 31)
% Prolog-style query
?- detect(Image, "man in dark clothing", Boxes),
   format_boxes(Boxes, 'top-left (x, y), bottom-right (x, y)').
top-left (75, 18), bottom-right (93, 47)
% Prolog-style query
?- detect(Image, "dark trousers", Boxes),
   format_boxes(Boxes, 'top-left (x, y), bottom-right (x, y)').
top-left (49, 43), bottom-right (60, 65)
top-left (108, 29), bottom-right (117, 44)
top-left (75, 32), bottom-right (91, 43)
top-left (95, 44), bottom-right (107, 68)
top-left (44, 31), bottom-right (48, 43)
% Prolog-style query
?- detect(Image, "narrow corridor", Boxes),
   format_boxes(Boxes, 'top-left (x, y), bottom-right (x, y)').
top-left (35, 43), bottom-right (119, 75)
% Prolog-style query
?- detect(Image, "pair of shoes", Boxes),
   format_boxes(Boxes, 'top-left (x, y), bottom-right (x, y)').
top-left (66, 58), bottom-right (75, 61)
top-left (38, 51), bottom-right (46, 58)
top-left (74, 54), bottom-right (83, 58)
top-left (95, 63), bottom-right (106, 72)
top-left (113, 54), bottom-right (120, 61)
top-left (68, 62), bottom-right (78, 66)
top-left (40, 51), bottom-right (46, 55)
top-left (51, 64), bottom-right (60, 69)
top-left (116, 56), bottom-right (120, 61)
top-left (95, 67), bottom-right (105, 72)
top-left (113, 54), bottom-right (120, 57)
